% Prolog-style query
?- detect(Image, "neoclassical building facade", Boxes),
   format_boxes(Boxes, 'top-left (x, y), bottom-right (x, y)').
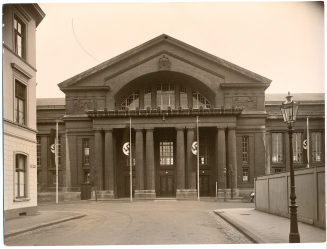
top-left (36, 35), bottom-right (325, 200)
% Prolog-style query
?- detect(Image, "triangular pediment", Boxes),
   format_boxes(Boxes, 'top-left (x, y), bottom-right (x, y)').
top-left (58, 34), bottom-right (271, 90)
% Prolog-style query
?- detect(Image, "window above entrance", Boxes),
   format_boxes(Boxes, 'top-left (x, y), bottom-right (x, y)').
top-left (119, 85), bottom-right (211, 110)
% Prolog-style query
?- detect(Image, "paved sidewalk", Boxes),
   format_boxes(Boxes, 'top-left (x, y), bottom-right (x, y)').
top-left (4, 211), bottom-right (85, 238)
top-left (214, 208), bottom-right (326, 244)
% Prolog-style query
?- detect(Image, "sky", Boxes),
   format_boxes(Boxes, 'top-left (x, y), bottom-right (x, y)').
top-left (35, 1), bottom-right (324, 98)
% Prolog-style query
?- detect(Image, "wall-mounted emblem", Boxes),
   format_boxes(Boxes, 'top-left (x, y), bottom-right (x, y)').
top-left (158, 55), bottom-right (171, 70)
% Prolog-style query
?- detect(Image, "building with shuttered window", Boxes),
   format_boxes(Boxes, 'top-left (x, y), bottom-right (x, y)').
top-left (36, 35), bottom-right (325, 200)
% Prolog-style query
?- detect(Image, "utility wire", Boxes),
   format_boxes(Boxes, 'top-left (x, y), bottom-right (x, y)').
top-left (71, 18), bottom-right (100, 62)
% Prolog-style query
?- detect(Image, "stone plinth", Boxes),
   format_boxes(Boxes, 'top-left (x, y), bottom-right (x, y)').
top-left (91, 190), bottom-right (115, 200)
top-left (176, 189), bottom-right (197, 199)
top-left (134, 190), bottom-right (156, 199)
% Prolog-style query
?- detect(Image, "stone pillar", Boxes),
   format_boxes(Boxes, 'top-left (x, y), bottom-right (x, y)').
top-left (134, 128), bottom-right (145, 198)
top-left (186, 128), bottom-right (196, 188)
top-left (176, 127), bottom-right (188, 199)
top-left (104, 128), bottom-right (115, 198)
top-left (145, 128), bottom-right (156, 199)
top-left (227, 127), bottom-right (238, 192)
top-left (94, 129), bottom-right (104, 191)
top-left (217, 127), bottom-right (226, 190)
top-left (151, 85), bottom-right (157, 108)
top-left (265, 132), bottom-right (271, 175)
top-left (175, 84), bottom-right (180, 108)
top-left (139, 89), bottom-right (144, 109)
top-left (185, 127), bottom-right (197, 199)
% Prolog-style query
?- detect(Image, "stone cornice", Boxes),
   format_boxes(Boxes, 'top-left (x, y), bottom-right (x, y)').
top-left (11, 63), bottom-right (33, 79)
top-left (60, 86), bottom-right (110, 93)
top-left (220, 83), bottom-right (270, 90)
top-left (87, 106), bottom-right (243, 119)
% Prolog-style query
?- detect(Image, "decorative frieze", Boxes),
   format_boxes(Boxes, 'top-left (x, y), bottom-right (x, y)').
top-left (232, 96), bottom-right (257, 110)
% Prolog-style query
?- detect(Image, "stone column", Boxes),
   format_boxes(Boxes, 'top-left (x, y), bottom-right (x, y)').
top-left (185, 127), bottom-right (197, 199)
top-left (139, 89), bottom-right (144, 109)
top-left (145, 128), bottom-right (156, 199)
top-left (135, 128), bottom-right (145, 198)
top-left (265, 132), bottom-right (271, 175)
top-left (186, 128), bottom-right (196, 188)
top-left (176, 127), bottom-right (187, 199)
top-left (151, 85), bottom-right (157, 108)
top-left (94, 129), bottom-right (104, 191)
top-left (104, 128), bottom-right (115, 198)
top-left (175, 84), bottom-right (180, 108)
top-left (227, 127), bottom-right (238, 191)
top-left (217, 127), bottom-right (226, 190)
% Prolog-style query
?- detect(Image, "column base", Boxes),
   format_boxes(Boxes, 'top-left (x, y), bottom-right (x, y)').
top-left (64, 191), bottom-right (81, 201)
top-left (91, 190), bottom-right (115, 200)
top-left (217, 188), bottom-right (239, 199)
top-left (176, 189), bottom-right (198, 199)
top-left (134, 190), bottom-right (156, 199)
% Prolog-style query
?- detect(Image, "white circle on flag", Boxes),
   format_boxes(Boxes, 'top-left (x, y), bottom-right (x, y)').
top-left (191, 141), bottom-right (198, 155)
top-left (50, 144), bottom-right (55, 154)
top-left (123, 142), bottom-right (130, 156)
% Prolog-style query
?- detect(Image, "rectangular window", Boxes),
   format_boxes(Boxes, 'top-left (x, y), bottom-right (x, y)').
top-left (199, 137), bottom-right (209, 165)
top-left (144, 88), bottom-right (152, 109)
top-left (157, 84), bottom-right (175, 109)
top-left (14, 16), bottom-right (26, 58)
top-left (37, 136), bottom-right (41, 167)
top-left (292, 133), bottom-right (302, 163)
top-left (274, 168), bottom-right (283, 173)
top-left (160, 141), bottom-right (174, 165)
top-left (242, 168), bottom-right (249, 182)
top-left (180, 87), bottom-right (188, 109)
top-left (242, 136), bottom-right (249, 164)
top-left (15, 154), bottom-right (27, 198)
top-left (82, 138), bottom-right (90, 165)
top-left (272, 133), bottom-right (283, 163)
top-left (312, 132), bottom-right (322, 162)
top-left (15, 80), bottom-right (26, 125)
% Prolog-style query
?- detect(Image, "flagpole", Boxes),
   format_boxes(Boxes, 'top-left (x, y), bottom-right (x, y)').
top-left (196, 116), bottom-right (200, 201)
top-left (129, 117), bottom-right (133, 202)
top-left (307, 117), bottom-right (310, 168)
top-left (55, 120), bottom-right (59, 204)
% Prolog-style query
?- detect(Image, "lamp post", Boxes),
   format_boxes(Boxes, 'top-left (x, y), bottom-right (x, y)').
top-left (280, 92), bottom-right (300, 243)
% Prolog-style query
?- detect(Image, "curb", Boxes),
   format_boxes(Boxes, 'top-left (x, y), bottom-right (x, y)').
top-left (214, 210), bottom-right (264, 243)
top-left (4, 214), bottom-right (86, 238)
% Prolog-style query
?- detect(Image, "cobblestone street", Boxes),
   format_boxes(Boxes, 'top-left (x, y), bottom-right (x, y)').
top-left (5, 200), bottom-right (253, 246)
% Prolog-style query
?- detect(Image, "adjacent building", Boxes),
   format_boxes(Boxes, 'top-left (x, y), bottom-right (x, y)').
top-left (36, 35), bottom-right (325, 200)
top-left (3, 4), bottom-right (45, 218)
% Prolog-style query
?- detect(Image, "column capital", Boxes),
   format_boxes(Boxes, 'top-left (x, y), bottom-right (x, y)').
top-left (217, 125), bottom-right (226, 130)
top-left (227, 125), bottom-right (237, 130)
top-left (145, 128), bottom-right (154, 132)
top-left (104, 128), bottom-right (113, 132)
top-left (176, 127), bottom-right (185, 131)
top-left (135, 128), bottom-right (144, 132)
top-left (93, 128), bottom-right (102, 132)
top-left (186, 126), bottom-right (195, 130)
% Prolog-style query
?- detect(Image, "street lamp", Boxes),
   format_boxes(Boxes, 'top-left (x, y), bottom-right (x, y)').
top-left (280, 92), bottom-right (300, 243)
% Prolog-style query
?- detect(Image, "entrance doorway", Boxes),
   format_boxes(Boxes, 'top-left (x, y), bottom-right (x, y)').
top-left (155, 129), bottom-right (176, 197)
